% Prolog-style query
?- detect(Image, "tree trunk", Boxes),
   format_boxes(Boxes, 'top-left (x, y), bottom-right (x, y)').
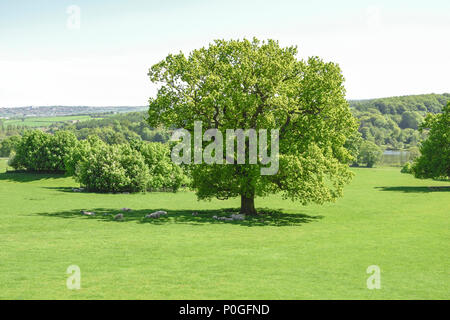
top-left (240, 194), bottom-right (257, 215)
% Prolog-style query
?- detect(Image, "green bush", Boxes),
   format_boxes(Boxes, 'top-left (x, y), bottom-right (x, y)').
top-left (10, 130), bottom-right (187, 193)
top-left (10, 130), bottom-right (77, 172)
top-left (401, 162), bottom-right (413, 174)
top-left (357, 141), bottom-right (383, 168)
top-left (0, 135), bottom-right (21, 157)
top-left (412, 102), bottom-right (450, 179)
top-left (131, 140), bottom-right (187, 192)
top-left (74, 143), bottom-right (150, 193)
top-left (64, 135), bottom-right (104, 176)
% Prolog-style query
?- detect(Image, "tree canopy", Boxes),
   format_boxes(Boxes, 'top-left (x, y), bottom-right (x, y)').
top-left (357, 140), bottom-right (383, 168)
top-left (148, 38), bottom-right (358, 214)
top-left (412, 102), bottom-right (450, 179)
top-left (10, 130), bottom-right (77, 172)
top-left (0, 135), bottom-right (20, 157)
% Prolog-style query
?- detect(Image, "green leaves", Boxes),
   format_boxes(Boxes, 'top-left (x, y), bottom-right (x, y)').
top-left (11, 130), bottom-right (77, 172)
top-left (131, 140), bottom-right (188, 192)
top-left (148, 38), bottom-right (358, 209)
top-left (412, 102), bottom-right (450, 179)
top-left (71, 139), bottom-right (187, 193)
top-left (73, 142), bottom-right (150, 193)
top-left (0, 135), bottom-right (20, 157)
top-left (9, 130), bottom-right (187, 193)
top-left (357, 141), bottom-right (383, 168)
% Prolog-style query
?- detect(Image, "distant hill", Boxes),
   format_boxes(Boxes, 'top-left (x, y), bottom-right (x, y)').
top-left (349, 93), bottom-right (449, 150)
top-left (1, 94), bottom-right (449, 151)
top-left (0, 106), bottom-right (147, 119)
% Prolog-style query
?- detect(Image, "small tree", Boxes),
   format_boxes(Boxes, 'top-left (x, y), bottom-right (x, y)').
top-left (74, 142), bottom-right (150, 193)
top-left (131, 140), bottom-right (187, 192)
top-left (0, 135), bottom-right (21, 157)
top-left (10, 130), bottom-right (77, 172)
top-left (46, 131), bottom-right (78, 171)
top-left (148, 38), bottom-right (358, 214)
top-left (64, 135), bottom-right (104, 176)
top-left (357, 141), bottom-right (383, 168)
top-left (412, 102), bottom-right (450, 179)
top-left (401, 162), bottom-right (413, 174)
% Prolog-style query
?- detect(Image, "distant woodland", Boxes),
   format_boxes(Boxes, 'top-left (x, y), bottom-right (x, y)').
top-left (1, 94), bottom-right (449, 156)
top-left (349, 93), bottom-right (449, 150)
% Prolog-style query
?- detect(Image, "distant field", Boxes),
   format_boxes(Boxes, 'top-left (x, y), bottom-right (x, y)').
top-left (2, 115), bottom-right (102, 127)
top-left (0, 158), bottom-right (448, 299)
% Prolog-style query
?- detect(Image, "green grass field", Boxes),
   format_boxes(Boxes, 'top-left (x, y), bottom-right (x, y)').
top-left (0, 158), bottom-right (448, 299)
top-left (2, 115), bottom-right (97, 127)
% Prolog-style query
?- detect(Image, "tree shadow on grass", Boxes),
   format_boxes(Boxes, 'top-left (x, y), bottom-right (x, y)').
top-left (0, 171), bottom-right (66, 183)
top-left (42, 187), bottom-right (137, 194)
top-left (34, 207), bottom-right (323, 227)
top-left (43, 186), bottom-right (81, 193)
top-left (375, 186), bottom-right (450, 193)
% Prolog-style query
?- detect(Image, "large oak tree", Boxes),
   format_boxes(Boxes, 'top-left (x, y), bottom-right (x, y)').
top-left (148, 38), bottom-right (358, 214)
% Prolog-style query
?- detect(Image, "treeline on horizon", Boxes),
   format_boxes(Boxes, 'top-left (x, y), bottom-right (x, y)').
top-left (0, 93), bottom-right (449, 159)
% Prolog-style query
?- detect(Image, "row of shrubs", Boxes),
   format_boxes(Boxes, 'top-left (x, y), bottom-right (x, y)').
top-left (9, 130), bottom-right (187, 193)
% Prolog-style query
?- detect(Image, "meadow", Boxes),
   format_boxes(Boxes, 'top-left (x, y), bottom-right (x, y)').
top-left (2, 115), bottom-right (98, 127)
top-left (0, 158), bottom-right (448, 299)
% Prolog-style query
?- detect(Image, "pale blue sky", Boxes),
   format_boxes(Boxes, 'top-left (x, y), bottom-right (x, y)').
top-left (1, 0), bottom-right (449, 107)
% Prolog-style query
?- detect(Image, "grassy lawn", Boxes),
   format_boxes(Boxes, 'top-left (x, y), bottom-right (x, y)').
top-left (0, 158), bottom-right (448, 299)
